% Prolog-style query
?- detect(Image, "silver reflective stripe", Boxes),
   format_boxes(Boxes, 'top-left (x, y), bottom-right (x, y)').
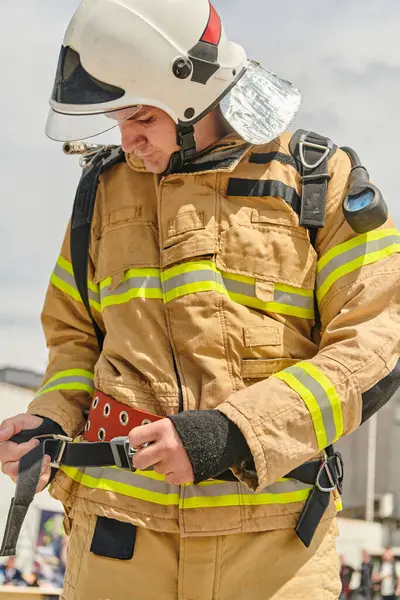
top-left (223, 277), bottom-right (253, 296)
top-left (39, 375), bottom-right (94, 395)
top-left (223, 276), bottom-right (313, 310)
top-left (182, 478), bottom-right (310, 499)
top-left (285, 366), bottom-right (336, 444)
top-left (101, 276), bottom-right (162, 299)
top-left (78, 467), bottom-right (310, 499)
top-left (255, 478), bottom-right (310, 495)
top-left (81, 467), bottom-right (178, 496)
top-left (271, 289), bottom-right (313, 310)
top-left (163, 270), bottom-right (223, 293)
top-left (317, 234), bottom-right (400, 289)
top-left (53, 264), bottom-right (100, 304)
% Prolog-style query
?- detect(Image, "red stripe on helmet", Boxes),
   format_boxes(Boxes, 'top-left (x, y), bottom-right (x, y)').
top-left (200, 2), bottom-right (222, 46)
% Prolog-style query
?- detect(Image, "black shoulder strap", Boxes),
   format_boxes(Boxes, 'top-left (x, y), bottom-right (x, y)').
top-left (289, 130), bottom-right (337, 246)
top-left (70, 146), bottom-right (125, 352)
top-left (289, 132), bottom-right (339, 460)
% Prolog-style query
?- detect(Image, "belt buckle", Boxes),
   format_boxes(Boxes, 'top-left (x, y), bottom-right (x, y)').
top-left (315, 454), bottom-right (337, 493)
top-left (33, 434), bottom-right (73, 469)
top-left (110, 436), bottom-right (136, 471)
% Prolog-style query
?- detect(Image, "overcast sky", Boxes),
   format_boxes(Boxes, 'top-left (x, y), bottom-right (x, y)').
top-left (1, 0), bottom-right (399, 374)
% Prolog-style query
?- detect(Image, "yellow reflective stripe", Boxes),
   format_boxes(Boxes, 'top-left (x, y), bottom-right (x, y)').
top-left (227, 292), bottom-right (314, 319)
top-left (164, 281), bottom-right (226, 303)
top-left (50, 273), bottom-right (81, 301)
top-left (101, 287), bottom-right (163, 308)
top-left (274, 370), bottom-right (327, 449)
top-left (60, 466), bottom-right (313, 509)
top-left (179, 488), bottom-right (311, 509)
top-left (162, 260), bottom-right (314, 319)
top-left (99, 268), bottom-right (163, 308)
top-left (274, 283), bottom-right (314, 298)
top-left (45, 369), bottom-right (94, 385)
top-left (37, 383), bottom-right (94, 397)
top-left (60, 466), bottom-right (180, 505)
top-left (51, 256), bottom-right (101, 312)
top-left (36, 369), bottom-right (94, 398)
top-left (316, 229), bottom-right (400, 304)
top-left (274, 362), bottom-right (343, 449)
top-left (162, 259), bottom-right (217, 282)
top-left (317, 228), bottom-right (398, 272)
top-left (217, 270), bottom-right (254, 285)
top-left (317, 244), bottom-right (400, 304)
top-left (57, 256), bottom-right (99, 294)
top-left (100, 267), bottom-right (161, 290)
top-left (299, 362), bottom-right (344, 441)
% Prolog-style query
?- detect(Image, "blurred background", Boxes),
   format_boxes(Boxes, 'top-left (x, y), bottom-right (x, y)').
top-left (0, 1), bottom-right (399, 598)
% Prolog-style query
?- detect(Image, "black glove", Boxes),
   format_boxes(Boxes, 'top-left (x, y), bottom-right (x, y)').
top-left (169, 410), bottom-right (252, 484)
top-left (10, 416), bottom-right (67, 444)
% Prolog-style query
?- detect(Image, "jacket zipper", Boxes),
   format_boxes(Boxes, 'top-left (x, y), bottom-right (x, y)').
top-left (172, 354), bottom-right (184, 413)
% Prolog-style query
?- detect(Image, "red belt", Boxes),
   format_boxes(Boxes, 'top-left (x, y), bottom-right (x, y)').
top-left (84, 389), bottom-right (163, 442)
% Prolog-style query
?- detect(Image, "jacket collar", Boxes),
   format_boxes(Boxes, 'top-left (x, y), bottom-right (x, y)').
top-left (126, 133), bottom-right (251, 175)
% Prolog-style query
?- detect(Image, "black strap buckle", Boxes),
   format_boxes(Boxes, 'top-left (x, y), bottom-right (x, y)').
top-left (110, 436), bottom-right (136, 471)
top-left (299, 134), bottom-right (333, 170)
top-left (315, 452), bottom-right (344, 494)
top-left (33, 434), bottom-right (73, 469)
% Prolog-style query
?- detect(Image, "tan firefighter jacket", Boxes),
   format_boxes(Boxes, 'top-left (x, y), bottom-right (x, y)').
top-left (28, 132), bottom-right (400, 537)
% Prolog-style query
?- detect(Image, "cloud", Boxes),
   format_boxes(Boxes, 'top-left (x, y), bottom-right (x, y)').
top-left (1, 0), bottom-right (399, 371)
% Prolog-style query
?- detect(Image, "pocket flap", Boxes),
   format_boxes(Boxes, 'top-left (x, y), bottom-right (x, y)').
top-left (243, 326), bottom-right (281, 347)
top-left (255, 280), bottom-right (274, 302)
top-left (168, 210), bottom-right (205, 237)
top-left (94, 222), bottom-right (159, 284)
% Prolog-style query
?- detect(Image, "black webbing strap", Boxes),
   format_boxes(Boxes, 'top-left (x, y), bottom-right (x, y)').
top-left (70, 146), bottom-right (125, 352)
top-left (0, 432), bottom-right (343, 555)
top-left (289, 130), bottom-right (337, 242)
top-left (0, 435), bottom-right (135, 556)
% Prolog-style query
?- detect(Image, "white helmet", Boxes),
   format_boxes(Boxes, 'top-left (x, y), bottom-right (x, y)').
top-left (46, 0), bottom-right (301, 160)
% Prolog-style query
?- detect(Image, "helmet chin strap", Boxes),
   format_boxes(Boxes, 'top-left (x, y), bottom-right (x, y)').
top-left (162, 124), bottom-right (196, 175)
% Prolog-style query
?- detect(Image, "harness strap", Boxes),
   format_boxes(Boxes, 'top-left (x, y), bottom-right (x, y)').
top-left (289, 129), bottom-right (337, 243)
top-left (70, 146), bottom-right (125, 352)
top-left (0, 431), bottom-right (343, 555)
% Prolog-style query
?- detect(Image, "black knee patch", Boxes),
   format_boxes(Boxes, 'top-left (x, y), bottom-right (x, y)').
top-left (90, 516), bottom-right (136, 560)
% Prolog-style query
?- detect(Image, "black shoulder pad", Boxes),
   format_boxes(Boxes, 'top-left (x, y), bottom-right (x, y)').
top-left (289, 130), bottom-right (338, 231)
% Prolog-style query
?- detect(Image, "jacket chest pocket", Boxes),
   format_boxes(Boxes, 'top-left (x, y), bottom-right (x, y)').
top-left (216, 207), bottom-right (317, 320)
top-left (159, 177), bottom-right (217, 269)
top-left (92, 221), bottom-right (160, 293)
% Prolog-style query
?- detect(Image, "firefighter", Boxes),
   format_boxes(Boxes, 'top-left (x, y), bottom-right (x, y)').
top-left (1, 1), bottom-right (399, 598)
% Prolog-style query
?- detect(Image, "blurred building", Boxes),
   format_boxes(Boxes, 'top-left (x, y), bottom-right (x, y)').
top-left (0, 367), bottom-right (63, 572)
top-left (337, 387), bottom-right (400, 546)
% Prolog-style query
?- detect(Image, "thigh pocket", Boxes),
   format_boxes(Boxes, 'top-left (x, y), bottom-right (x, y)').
top-left (64, 514), bottom-right (97, 590)
top-left (90, 517), bottom-right (137, 560)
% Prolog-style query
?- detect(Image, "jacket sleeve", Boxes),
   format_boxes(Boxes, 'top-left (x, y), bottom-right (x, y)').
top-left (217, 148), bottom-right (400, 492)
top-left (27, 220), bottom-right (102, 437)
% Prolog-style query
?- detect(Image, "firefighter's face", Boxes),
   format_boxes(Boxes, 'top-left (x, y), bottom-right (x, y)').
top-left (114, 106), bottom-right (179, 174)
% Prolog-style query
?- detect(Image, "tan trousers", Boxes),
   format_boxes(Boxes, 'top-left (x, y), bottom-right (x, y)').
top-left (62, 512), bottom-right (341, 600)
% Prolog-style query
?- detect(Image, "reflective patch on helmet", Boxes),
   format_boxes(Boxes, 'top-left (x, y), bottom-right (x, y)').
top-left (188, 2), bottom-right (221, 85)
top-left (200, 2), bottom-right (222, 45)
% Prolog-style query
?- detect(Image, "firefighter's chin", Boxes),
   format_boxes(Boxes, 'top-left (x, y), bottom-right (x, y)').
top-left (141, 152), bottom-right (170, 174)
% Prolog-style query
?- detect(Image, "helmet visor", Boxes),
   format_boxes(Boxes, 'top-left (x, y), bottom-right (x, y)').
top-left (45, 105), bottom-right (143, 142)
top-left (46, 45), bottom-right (143, 142)
top-left (220, 60), bottom-right (301, 145)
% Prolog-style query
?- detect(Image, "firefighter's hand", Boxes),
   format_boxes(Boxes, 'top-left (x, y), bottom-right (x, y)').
top-left (0, 414), bottom-right (52, 492)
top-left (129, 419), bottom-right (194, 485)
